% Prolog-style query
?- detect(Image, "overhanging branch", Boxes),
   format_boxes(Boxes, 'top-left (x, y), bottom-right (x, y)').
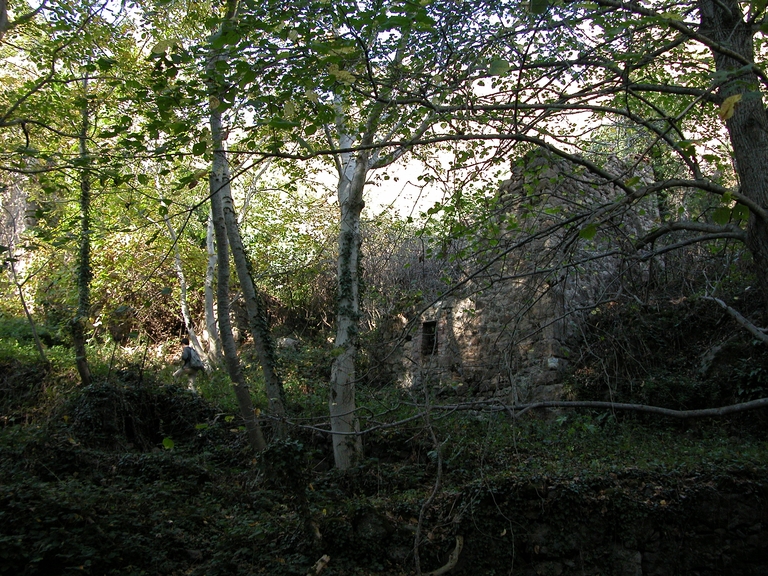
top-left (636, 221), bottom-right (747, 248)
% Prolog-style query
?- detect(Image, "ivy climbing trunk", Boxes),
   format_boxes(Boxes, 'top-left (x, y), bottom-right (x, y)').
top-left (698, 0), bottom-right (768, 311)
top-left (329, 129), bottom-right (370, 469)
top-left (72, 76), bottom-right (91, 387)
top-left (218, 168), bottom-right (287, 438)
top-left (324, 27), bottom-right (430, 468)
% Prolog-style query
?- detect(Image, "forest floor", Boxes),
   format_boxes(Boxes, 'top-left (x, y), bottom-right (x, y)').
top-left (1, 295), bottom-right (767, 575)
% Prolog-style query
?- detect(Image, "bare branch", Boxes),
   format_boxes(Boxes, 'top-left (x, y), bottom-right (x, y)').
top-left (635, 233), bottom-right (746, 260)
top-left (583, 0), bottom-right (768, 88)
top-left (636, 221), bottom-right (747, 248)
top-left (504, 397), bottom-right (768, 419)
top-left (703, 296), bottom-right (768, 345)
top-left (274, 397), bottom-right (768, 437)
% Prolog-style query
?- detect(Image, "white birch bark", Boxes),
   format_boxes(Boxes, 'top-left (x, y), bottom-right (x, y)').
top-left (210, 136), bottom-right (266, 452)
top-left (161, 203), bottom-right (205, 357)
top-left (329, 129), bottom-right (367, 468)
top-left (204, 210), bottom-right (223, 362)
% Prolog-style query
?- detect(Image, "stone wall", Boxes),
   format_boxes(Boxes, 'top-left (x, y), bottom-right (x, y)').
top-left (391, 150), bottom-right (658, 400)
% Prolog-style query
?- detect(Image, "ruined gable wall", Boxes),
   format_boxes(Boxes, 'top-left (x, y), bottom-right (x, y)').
top-left (395, 151), bottom-right (658, 400)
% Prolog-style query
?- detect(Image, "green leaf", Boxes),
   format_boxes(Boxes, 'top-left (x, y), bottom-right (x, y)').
top-left (296, 136), bottom-right (314, 153)
top-left (151, 39), bottom-right (178, 54)
top-left (489, 59), bottom-right (510, 76)
top-left (192, 141), bottom-right (207, 156)
top-left (162, 437), bottom-right (175, 450)
top-left (382, 15), bottom-right (412, 29)
top-left (96, 57), bottom-right (117, 71)
top-left (733, 204), bottom-right (750, 221)
top-left (137, 174), bottom-right (149, 186)
top-left (579, 223), bottom-right (598, 240)
top-left (268, 117), bottom-right (300, 129)
top-left (712, 207), bottom-right (731, 225)
top-left (530, 0), bottom-right (549, 14)
top-left (160, 287), bottom-right (172, 296)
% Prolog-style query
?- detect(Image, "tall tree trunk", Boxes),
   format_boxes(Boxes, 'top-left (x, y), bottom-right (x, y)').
top-left (699, 0), bottom-right (768, 310)
top-left (199, 0), bottom-right (265, 452)
top-left (72, 76), bottom-right (91, 386)
top-left (204, 210), bottom-right (223, 363)
top-left (329, 133), bottom-right (368, 469)
top-left (210, 153), bottom-right (266, 453)
top-left (209, 108), bottom-right (287, 438)
top-left (206, 2), bottom-right (287, 438)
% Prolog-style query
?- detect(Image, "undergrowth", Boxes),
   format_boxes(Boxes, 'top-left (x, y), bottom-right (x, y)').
top-left (0, 329), bottom-right (767, 575)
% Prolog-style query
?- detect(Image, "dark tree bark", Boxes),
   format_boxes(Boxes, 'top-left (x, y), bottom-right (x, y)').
top-left (205, 0), bottom-right (287, 439)
top-left (698, 0), bottom-right (768, 310)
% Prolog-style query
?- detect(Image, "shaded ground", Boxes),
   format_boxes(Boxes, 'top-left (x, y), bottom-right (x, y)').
top-left (1, 294), bottom-right (768, 575)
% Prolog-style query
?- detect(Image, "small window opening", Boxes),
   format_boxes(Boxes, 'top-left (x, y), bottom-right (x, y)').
top-left (422, 321), bottom-right (438, 356)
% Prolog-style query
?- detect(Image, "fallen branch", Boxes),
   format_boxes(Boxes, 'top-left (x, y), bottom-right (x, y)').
top-left (490, 397), bottom-right (768, 419)
top-left (703, 296), bottom-right (768, 345)
top-left (273, 395), bottom-right (768, 437)
top-left (414, 389), bottom-right (444, 576)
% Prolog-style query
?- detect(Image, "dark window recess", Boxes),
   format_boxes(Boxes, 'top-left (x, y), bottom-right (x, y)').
top-left (422, 321), bottom-right (437, 355)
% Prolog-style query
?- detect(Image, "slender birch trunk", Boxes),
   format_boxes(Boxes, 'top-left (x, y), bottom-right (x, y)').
top-left (203, 0), bottom-right (285, 445)
top-left (210, 138), bottom-right (266, 453)
top-left (162, 201), bottom-right (205, 356)
top-left (204, 211), bottom-right (223, 363)
top-left (206, 0), bottom-right (287, 438)
top-left (9, 261), bottom-right (46, 363)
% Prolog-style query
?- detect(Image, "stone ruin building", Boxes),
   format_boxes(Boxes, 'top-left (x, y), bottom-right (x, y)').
top-left (390, 150), bottom-right (658, 402)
